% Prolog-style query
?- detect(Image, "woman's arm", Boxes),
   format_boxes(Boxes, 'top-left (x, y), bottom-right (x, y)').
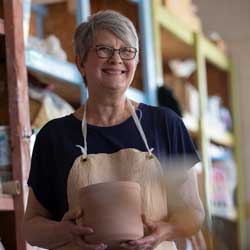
top-left (164, 165), bottom-right (205, 239)
top-left (121, 166), bottom-right (205, 250)
top-left (23, 188), bottom-right (106, 249)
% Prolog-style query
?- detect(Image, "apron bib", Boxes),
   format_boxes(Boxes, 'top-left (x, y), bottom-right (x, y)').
top-left (57, 99), bottom-right (177, 250)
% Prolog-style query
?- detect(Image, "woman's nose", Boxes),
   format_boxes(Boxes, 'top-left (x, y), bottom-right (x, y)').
top-left (108, 50), bottom-right (122, 63)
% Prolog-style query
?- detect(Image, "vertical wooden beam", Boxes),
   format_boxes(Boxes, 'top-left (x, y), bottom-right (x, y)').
top-left (138, 0), bottom-right (157, 105)
top-left (152, 0), bottom-right (164, 85)
top-left (194, 32), bottom-right (214, 250)
top-left (229, 60), bottom-right (245, 250)
top-left (22, 0), bottom-right (31, 45)
top-left (75, 0), bottom-right (89, 104)
top-left (3, 0), bottom-right (31, 249)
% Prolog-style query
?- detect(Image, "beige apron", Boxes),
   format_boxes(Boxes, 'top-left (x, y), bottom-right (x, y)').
top-left (57, 99), bottom-right (177, 250)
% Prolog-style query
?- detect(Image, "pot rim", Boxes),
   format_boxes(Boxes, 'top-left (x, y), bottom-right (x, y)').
top-left (80, 181), bottom-right (141, 196)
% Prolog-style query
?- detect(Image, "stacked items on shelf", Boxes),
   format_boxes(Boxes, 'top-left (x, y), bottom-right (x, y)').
top-left (206, 95), bottom-right (233, 146)
top-left (153, 0), bottom-right (240, 244)
top-left (159, 57), bottom-right (234, 148)
top-left (28, 74), bottom-right (75, 129)
top-left (25, 2), bottom-right (84, 106)
top-left (27, 34), bottom-right (67, 61)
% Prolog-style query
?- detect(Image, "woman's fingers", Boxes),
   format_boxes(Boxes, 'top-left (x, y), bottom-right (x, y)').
top-left (130, 235), bottom-right (156, 246)
top-left (63, 208), bottom-right (83, 221)
top-left (70, 224), bottom-right (107, 250)
top-left (75, 238), bottom-right (107, 250)
top-left (61, 209), bottom-right (108, 249)
top-left (120, 241), bottom-right (154, 250)
top-left (73, 225), bottom-right (94, 235)
top-left (141, 215), bottom-right (156, 231)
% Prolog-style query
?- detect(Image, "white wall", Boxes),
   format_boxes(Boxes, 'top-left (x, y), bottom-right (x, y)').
top-left (193, 0), bottom-right (250, 249)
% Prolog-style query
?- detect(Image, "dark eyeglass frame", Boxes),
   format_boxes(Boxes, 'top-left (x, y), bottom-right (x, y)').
top-left (94, 45), bottom-right (137, 60)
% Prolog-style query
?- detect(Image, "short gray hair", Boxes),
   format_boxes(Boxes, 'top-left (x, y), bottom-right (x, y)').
top-left (73, 10), bottom-right (139, 62)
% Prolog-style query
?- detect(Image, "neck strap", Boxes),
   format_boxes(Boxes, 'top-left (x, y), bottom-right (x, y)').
top-left (76, 99), bottom-right (154, 158)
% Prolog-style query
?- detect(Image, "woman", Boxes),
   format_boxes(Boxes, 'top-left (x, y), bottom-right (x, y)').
top-left (24, 10), bottom-right (205, 250)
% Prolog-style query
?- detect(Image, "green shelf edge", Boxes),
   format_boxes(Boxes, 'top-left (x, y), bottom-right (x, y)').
top-left (156, 5), bottom-right (194, 46)
top-left (201, 37), bottom-right (230, 71)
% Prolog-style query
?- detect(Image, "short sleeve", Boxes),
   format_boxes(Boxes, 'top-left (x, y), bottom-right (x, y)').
top-left (165, 111), bottom-right (200, 169)
top-left (161, 111), bottom-right (200, 185)
top-left (28, 128), bottom-right (53, 212)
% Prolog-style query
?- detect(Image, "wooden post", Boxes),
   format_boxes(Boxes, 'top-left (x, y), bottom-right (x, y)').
top-left (4, 0), bottom-right (31, 249)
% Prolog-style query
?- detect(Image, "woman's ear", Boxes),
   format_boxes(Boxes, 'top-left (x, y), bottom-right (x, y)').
top-left (75, 56), bottom-right (88, 86)
top-left (75, 55), bottom-right (84, 74)
top-left (135, 57), bottom-right (139, 65)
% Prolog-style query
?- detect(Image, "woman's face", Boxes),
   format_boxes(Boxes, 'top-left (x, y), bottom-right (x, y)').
top-left (80, 29), bottom-right (138, 95)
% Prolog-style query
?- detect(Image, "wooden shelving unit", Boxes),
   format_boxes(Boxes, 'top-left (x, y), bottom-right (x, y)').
top-left (24, 0), bottom-right (150, 106)
top-left (0, 1), bottom-right (31, 249)
top-left (152, 0), bottom-right (243, 249)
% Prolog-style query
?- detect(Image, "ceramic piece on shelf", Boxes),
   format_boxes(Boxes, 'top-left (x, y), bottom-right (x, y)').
top-left (79, 181), bottom-right (144, 247)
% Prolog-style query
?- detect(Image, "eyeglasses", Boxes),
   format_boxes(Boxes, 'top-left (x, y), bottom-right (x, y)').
top-left (94, 45), bottom-right (137, 60)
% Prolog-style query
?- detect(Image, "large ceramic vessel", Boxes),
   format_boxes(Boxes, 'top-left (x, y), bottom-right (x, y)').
top-left (79, 181), bottom-right (144, 247)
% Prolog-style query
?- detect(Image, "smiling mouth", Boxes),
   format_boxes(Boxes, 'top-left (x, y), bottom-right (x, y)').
top-left (102, 69), bottom-right (126, 74)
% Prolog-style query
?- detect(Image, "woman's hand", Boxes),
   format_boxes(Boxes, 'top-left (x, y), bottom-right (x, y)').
top-left (61, 208), bottom-right (107, 250)
top-left (120, 215), bottom-right (169, 250)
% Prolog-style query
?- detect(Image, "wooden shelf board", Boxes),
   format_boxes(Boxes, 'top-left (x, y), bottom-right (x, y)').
top-left (157, 5), bottom-right (194, 47)
top-left (25, 49), bottom-right (82, 86)
top-left (0, 18), bottom-right (4, 35)
top-left (0, 195), bottom-right (14, 211)
top-left (29, 71), bottom-right (82, 105)
top-left (208, 129), bottom-right (234, 147)
top-left (201, 37), bottom-right (230, 71)
top-left (26, 49), bottom-right (147, 105)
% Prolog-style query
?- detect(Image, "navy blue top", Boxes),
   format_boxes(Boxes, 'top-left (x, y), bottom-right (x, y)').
top-left (28, 103), bottom-right (199, 221)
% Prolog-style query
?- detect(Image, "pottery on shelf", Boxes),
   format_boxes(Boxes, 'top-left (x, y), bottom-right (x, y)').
top-left (79, 181), bottom-right (144, 247)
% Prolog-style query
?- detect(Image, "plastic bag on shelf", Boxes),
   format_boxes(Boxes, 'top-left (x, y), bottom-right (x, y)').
top-left (27, 34), bottom-right (67, 61)
top-left (169, 59), bottom-right (196, 78)
top-left (207, 96), bottom-right (232, 134)
top-left (29, 85), bottom-right (75, 129)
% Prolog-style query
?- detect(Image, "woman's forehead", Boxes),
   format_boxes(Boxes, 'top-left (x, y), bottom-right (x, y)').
top-left (93, 29), bottom-right (127, 46)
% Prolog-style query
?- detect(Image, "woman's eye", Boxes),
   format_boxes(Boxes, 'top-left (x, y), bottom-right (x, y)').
top-left (122, 48), bottom-right (133, 53)
top-left (99, 47), bottom-right (112, 54)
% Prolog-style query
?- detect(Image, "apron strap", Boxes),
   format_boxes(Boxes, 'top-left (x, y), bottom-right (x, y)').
top-left (76, 104), bottom-right (88, 159)
top-left (76, 99), bottom-right (154, 157)
top-left (127, 99), bottom-right (154, 156)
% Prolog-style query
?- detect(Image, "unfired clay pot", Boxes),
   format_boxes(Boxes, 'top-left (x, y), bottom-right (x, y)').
top-left (79, 181), bottom-right (144, 247)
